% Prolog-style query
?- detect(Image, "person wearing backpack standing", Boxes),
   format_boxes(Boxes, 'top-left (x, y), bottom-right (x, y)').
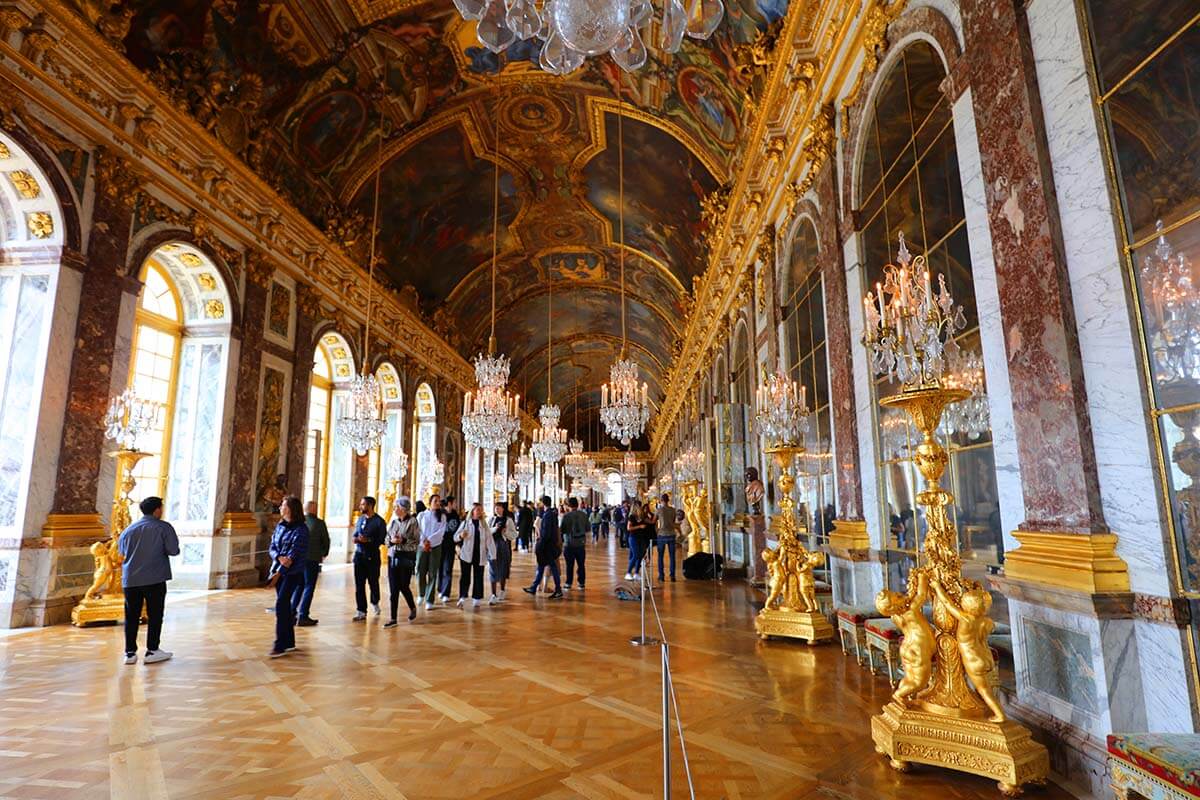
top-left (437, 496), bottom-right (461, 604)
top-left (561, 497), bottom-right (590, 591)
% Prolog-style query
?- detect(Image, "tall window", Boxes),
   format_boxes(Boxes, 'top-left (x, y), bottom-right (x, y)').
top-left (412, 383), bottom-right (438, 500)
top-left (368, 363), bottom-right (403, 503)
top-left (781, 219), bottom-right (834, 543)
top-left (127, 261), bottom-right (183, 500)
top-left (731, 323), bottom-right (753, 407)
top-left (0, 272), bottom-right (50, 527)
top-left (303, 344), bottom-right (333, 513)
top-left (857, 42), bottom-right (1002, 594)
top-left (1082, 6), bottom-right (1199, 606)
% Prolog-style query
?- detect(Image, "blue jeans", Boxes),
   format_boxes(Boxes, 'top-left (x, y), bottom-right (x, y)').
top-left (591, 523), bottom-right (600, 542)
top-left (626, 537), bottom-right (645, 575)
top-left (291, 560), bottom-right (321, 620)
top-left (655, 537), bottom-right (677, 579)
top-left (274, 570), bottom-right (304, 652)
top-left (564, 545), bottom-right (586, 587)
top-left (530, 560), bottom-right (561, 592)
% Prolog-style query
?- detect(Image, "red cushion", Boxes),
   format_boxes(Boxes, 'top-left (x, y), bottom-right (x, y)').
top-left (865, 619), bottom-right (901, 640)
top-left (836, 606), bottom-right (880, 623)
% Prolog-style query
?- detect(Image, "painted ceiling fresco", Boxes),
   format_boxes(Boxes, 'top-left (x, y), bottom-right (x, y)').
top-left (69, 0), bottom-right (788, 442)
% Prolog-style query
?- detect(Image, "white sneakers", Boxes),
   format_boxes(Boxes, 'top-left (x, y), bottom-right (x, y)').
top-left (143, 650), bottom-right (173, 664)
top-left (498, 590), bottom-right (507, 601)
top-left (353, 611), bottom-right (367, 621)
top-left (372, 603), bottom-right (382, 616)
top-left (438, 594), bottom-right (449, 604)
top-left (624, 573), bottom-right (633, 580)
top-left (123, 654), bottom-right (137, 665)
top-left (472, 598), bottom-right (481, 608)
top-left (488, 594), bottom-right (498, 605)
top-left (424, 602), bottom-right (434, 611)
top-left (456, 597), bottom-right (465, 609)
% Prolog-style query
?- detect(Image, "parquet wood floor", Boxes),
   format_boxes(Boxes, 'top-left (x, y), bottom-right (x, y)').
top-left (0, 539), bottom-right (1077, 799)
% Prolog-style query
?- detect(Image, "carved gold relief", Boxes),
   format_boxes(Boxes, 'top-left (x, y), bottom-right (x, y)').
top-left (204, 299), bottom-right (225, 319)
top-left (179, 252), bottom-right (202, 267)
top-left (27, 211), bottom-right (52, 238)
top-left (7, 169), bottom-right (39, 198)
top-left (0, 140), bottom-right (9, 159)
top-left (197, 272), bottom-right (217, 291)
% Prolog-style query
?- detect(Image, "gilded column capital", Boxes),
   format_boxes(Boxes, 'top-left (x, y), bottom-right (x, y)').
top-left (93, 147), bottom-right (143, 205)
top-left (756, 223), bottom-right (777, 267)
top-left (244, 250), bottom-right (275, 288)
top-left (295, 281), bottom-right (322, 321)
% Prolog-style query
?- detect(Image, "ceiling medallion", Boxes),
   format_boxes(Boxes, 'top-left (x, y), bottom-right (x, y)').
top-left (455, 0), bottom-right (723, 74)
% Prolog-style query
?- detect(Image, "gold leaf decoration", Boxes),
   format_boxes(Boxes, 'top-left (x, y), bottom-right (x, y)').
top-left (179, 252), bottom-right (202, 267)
top-left (197, 272), bottom-right (217, 291)
top-left (27, 211), bottom-right (53, 239)
top-left (7, 170), bottom-right (40, 199)
top-left (204, 299), bottom-right (225, 319)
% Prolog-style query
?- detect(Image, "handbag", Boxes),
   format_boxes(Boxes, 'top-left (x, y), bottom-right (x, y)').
top-left (265, 562), bottom-right (282, 588)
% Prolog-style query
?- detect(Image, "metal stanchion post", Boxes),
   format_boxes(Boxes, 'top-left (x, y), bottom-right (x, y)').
top-left (631, 566), bottom-right (660, 646)
top-left (661, 642), bottom-right (671, 798)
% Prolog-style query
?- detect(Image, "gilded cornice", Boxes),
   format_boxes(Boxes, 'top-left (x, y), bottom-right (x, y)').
top-left (0, 0), bottom-right (477, 392)
top-left (650, 0), bottom-right (878, 458)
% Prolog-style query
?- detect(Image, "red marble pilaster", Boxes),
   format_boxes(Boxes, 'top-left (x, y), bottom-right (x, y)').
top-left (225, 253), bottom-right (270, 513)
top-left (814, 163), bottom-right (865, 521)
top-left (284, 283), bottom-right (319, 496)
top-left (957, 0), bottom-right (1106, 533)
top-left (49, 150), bottom-right (140, 518)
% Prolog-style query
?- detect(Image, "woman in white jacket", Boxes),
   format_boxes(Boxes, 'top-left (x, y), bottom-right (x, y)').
top-left (488, 501), bottom-right (519, 603)
top-left (455, 503), bottom-right (497, 608)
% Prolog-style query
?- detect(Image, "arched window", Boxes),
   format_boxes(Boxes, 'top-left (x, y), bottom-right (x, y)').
top-left (0, 132), bottom-right (66, 539)
top-left (126, 260), bottom-right (183, 500)
top-left (857, 41), bottom-right (1001, 588)
top-left (367, 362), bottom-right (404, 504)
top-left (303, 332), bottom-right (355, 527)
top-left (781, 218), bottom-right (834, 542)
top-left (412, 383), bottom-right (438, 500)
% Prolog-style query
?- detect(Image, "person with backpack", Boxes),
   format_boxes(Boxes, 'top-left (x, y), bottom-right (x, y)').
top-left (523, 495), bottom-right (562, 598)
top-left (561, 497), bottom-right (590, 591)
top-left (437, 496), bottom-right (462, 603)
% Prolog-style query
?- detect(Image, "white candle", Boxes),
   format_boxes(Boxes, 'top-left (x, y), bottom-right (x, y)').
top-left (876, 282), bottom-right (885, 324)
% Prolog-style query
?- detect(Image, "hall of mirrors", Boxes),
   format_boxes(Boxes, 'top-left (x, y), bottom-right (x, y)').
top-left (0, 0), bottom-right (1197, 798)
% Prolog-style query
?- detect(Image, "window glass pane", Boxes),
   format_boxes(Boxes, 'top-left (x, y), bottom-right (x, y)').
top-left (903, 42), bottom-right (946, 131)
top-left (1106, 22), bottom-right (1200, 241)
top-left (917, 126), bottom-right (963, 248)
top-left (872, 62), bottom-right (915, 184)
top-left (140, 263), bottom-right (180, 321)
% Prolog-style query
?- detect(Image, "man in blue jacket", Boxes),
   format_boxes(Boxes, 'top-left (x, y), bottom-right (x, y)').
top-left (117, 496), bottom-right (180, 665)
top-left (352, 496), bottom-right (387, 621)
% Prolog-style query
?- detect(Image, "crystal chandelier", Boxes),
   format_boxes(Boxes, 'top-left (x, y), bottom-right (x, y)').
top-left (565, 438), bottom-right (590, 478)
top-left (862, 232), bottom-right (967, 389)
top-left (338, 107), bottom-right (388, 457)
top-left (1141, 219), bottom-right (1200, 384)
top-left (754, 370), bottom-right (810, 446)
top-left (457, 0), bottom-right (723, 75)
top-left (104, 388), bottom-right (164, 450)
top-left (601, 101), bottom-right (650, 446)
top-left (677, 446), bottom-right (704, 482)
top-left (463, 81), bottom-right (521, 451)
top-left (514, 442), bottom-right (536, 486)
top-left (879, 410), bottom-right (912, 461)
top-left (532, 403), bottom-right (569, 464)
top-left (586, 465), bottom-right (607, 494)
top-left (387, 447), bottom-right (409, 482)
top-left (463, 351), bottom-right (521, 450)
top-left (943, 350), bottom-right (990, 440)
top-left (620, 450), bottom-right (641, 497)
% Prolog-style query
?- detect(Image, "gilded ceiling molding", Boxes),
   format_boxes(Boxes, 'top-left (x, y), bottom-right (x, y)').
top-left (838, 0), bottom-right (909, 129)
top-left (650, 0), bottom-right (862, 455)
top-left (0, 0), bottom-right (478, 392)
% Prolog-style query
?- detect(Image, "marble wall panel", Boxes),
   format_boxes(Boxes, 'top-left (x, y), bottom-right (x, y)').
top-left (1133, 621), bottom-right (1195, 733)
top-left (1026, 0), bottom-right (1168, 594)
top-left (97, 291), bottom-right (138, 530)
top-left (951, 88), bottom-right (1025, 552)
top-left (843, 241), bottom-right (883, 547)
top-left (0, 273), bottom-right (49, 528)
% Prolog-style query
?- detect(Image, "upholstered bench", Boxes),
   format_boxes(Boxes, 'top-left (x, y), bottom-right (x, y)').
top-left (835, 605), bottom-right (883, 663)
top-left (814, 579), bottom-right (834, 617)
top-left (1108, 733), bottom-right (1200, 799)
top-left (864, 617), bottom-right (902, 685)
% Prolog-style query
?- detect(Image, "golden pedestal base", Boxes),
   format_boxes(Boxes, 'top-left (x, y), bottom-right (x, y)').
top-left (755, 608), bottom-right (834, 644)
top-left (871, 702), bottom-right (1049, 795)
top-left (71, 594), bottom-right (124, 627)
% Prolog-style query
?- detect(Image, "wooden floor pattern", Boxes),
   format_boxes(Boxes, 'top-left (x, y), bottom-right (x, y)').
top-left (0, 539), bottom-right (1077, 799)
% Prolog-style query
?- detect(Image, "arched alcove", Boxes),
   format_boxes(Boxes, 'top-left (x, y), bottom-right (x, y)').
top-left (303, 331), bottom-right (357, 533)
top-left (412, 382), bottom-right (438, 501)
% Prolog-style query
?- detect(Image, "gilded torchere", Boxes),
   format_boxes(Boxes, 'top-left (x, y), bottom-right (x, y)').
top-left (862, 235), bottom-right (1047, 795)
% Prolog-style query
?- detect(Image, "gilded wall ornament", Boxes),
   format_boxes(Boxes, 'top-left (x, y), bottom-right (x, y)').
top-left (204, 299), bottom-right (225, 319)
top-left (0, 140), bottom-right (9, 159)
top-left (27, 211), bottom-right (53, 238)
top-left (7, 169), bottom-right (40, 198)
top-left (197, 273), bottom-right (218, 291)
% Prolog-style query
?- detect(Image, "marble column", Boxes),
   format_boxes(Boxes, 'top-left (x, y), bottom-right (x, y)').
top-left (218, 251), bottom-right (271, 584)
top-left (34, 150), bottom-right (141, 625)
top-left (284, 283), bottom-right (319, 496)
top-left (957, 0), bottom-right (1128, 593)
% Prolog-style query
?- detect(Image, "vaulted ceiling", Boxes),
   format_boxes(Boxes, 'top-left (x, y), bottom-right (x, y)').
top-left (75, 0), bottom-right (787, 445)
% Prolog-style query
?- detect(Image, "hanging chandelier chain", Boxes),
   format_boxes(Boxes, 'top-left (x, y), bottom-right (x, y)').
top-left (618, 91), bottom-right (627, 355)
top-left (363, 96), bottom-right (384, 373)
top-left (490, 80), bottom-right (501, 348)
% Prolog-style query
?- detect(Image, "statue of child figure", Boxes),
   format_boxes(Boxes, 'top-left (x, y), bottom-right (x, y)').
top-left (932, 579), bottom-right (1005, 722)
top-left (875, 569), bottom-right (934, 707)
top-left (795, 550), bottom-right (824, 613)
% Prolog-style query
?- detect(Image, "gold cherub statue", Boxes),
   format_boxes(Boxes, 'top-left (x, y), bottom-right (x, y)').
top-left (83, 539), bottom-right (121, 602)
top-left (875, 568), bottom-right (935, 707)
top-left (795, 549), bottom-right (824, 613)
top-left (932, 579), bottom-right (1005, 722)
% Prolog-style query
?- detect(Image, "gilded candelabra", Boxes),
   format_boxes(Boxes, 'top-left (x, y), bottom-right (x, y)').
top-left (74, 390), bottom-right (162, 626)
top-left (863, 234), bottom-right (1046, 795)
top-left (752, 367), bottom-right (833, 645)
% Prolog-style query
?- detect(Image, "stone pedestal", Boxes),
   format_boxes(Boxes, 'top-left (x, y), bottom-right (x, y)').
top-left (214, 512), bottom-right (263, 589)
top-left (747, 513), bottom-right (767, 584)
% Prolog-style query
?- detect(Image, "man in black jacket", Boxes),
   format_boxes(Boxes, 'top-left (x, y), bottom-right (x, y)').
top-left (517, 501), bottom-right (534, 551)
top-left (437, 496), bottom-right (461, 603)
top-left (352, 496), bottom-right (387, 621)
top-left (561, 497), bottom-right (590, 591)
top-left (524, 495), bottom-right (562, 598)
